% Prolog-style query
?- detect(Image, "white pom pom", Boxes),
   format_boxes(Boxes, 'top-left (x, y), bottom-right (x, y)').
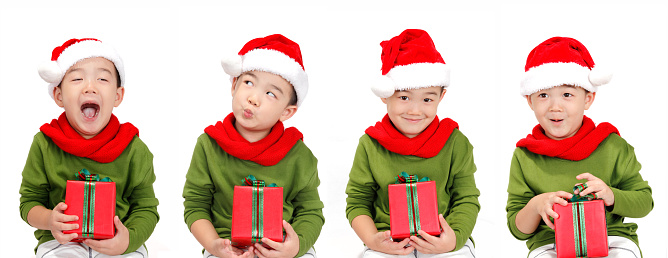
top-left (371, 76), bottom-right (396, 98)
top-left (38, 61), bottom-right (63, 83)
top-left (589, 66), bottom-right (612, 86)
top-left (221, 55), bottom-right (242, 76)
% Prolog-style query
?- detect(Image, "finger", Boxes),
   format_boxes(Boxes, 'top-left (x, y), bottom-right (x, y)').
top-left (259, 237), bottom-right (280, 250)
top-left (395, 236), bottom-right (411, 247)
top-left (555, 191), bottom-right (574, 199)
top-left (415, 230), bottom-right (437, 245)
top-left (541, 213), bottom-right (555, 229)
top-left (399, 245), bottom-right (415, 255)
top-left (576, 173), bottom-right (595, 181)
top-left (56, 232), bottom-right (78, 244)
top-left (53, 202), bottom-right (68, 213)
top-left (113, 216), bottom-right (127, 232)
top-left (253, 242), bottom-right (271, 256)
top-left (438, 214), bottom-right (450, 231)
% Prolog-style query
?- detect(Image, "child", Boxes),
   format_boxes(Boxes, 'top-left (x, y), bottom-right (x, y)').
top-left (505, 37), bottom-right (653, 258)
top-left (19, 38), bottom-right (159, 257)
top-left (345, 29), bottom-right (480, 258)
top-left (182, 34), bottom-right (324, 258)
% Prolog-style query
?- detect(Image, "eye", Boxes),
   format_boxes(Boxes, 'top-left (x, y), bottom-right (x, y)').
top-left (563, 93), bottom-right (573, 97)
top-left (266, 91), bottom-right (276, 98)
top-left (399, 96), bottom-right (409, 101)
top-left (538, 93), bottom-right (548, 98)
top-left (423, 98), bottom-right (433, 102)
top-left (244, 81), bottom-right (254, 86)
top-left (98, 78), bottom-right (108, 82)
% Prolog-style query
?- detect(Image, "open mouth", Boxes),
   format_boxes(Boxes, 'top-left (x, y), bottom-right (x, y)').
top-left (550, 119), bottom-right (563, 123)
top-left (81, 102), bottom-right (100, 119)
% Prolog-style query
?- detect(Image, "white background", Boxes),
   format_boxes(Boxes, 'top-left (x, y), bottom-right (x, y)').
top-left (1, 1), bottom-right (666, 257)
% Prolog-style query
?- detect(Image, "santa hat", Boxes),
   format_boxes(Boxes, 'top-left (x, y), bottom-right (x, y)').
top-left (372, 29), bottom-right (450, 98)
top-left (521, 36), bottom-right (612, 96)
top-left (38, 38), bottom-right (124, 99)
top-left (221, 34), bottom-right (308, 107)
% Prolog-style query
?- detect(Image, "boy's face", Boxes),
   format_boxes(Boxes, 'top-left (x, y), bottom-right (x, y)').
top-left (381, 86), bottom-right (446, 138)
top-left (53, 57), bottom-right (124, 139)
top-left (231, 71), bottom-right (297, 140)
top-left (526, 85), bottom-right (596, 140)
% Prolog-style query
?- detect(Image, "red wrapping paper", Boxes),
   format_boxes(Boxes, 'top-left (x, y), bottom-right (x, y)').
top-left (553, 199), bottom-right (608, 258)
top-left (388, 180), bottom-right (440, 240)
top-left (231, 185), bottom-right (283, 247)
top-left (63, 180), bottom-right (116, 241)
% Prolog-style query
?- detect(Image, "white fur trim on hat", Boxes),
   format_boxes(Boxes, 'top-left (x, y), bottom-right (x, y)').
top-left (239, 48), bottom-right (309, 107)
top-left (221, 55), bottom-right (243, 77)
top-left (521, 62), bottom-right (609, 96)
top-left (40, 40), bottom-right (124, 100)
top-left (372, 62), bottom-right (449, 98)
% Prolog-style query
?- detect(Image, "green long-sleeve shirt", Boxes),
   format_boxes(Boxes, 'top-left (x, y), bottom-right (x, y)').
top-left (506, 133), bottom-right (653, 253)
top-left (345, 129), bottom-right (480, 251)
top-left (19, 132), bottom-right (160, 254)
top-left (182, 133), bottom-right (325, 257)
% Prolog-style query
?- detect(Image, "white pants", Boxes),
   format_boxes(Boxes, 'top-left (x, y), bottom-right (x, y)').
top-left (363, 239), bottom-right (475, 258)
top-left (36, 240), bottom-right (148, 258)
top-left (203, 247), bottom-right (316, 258)
top-left (528, 236), bottom-right (641, 258)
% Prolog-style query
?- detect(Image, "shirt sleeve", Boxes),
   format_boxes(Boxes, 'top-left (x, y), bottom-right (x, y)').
top-left (183, 135), bottom-right (215, 229)
top-left (444, 132), bottom-right (481, 251)
top-left (608, 141), bottom-right (653, 218)
top-left (290, 166), bottom-right (325, 257)
top-left (122, 139), bottom-right (160, 254)
top-left (506, 148), bottom-right (536, 241)
top-left (19, 134), bottom-right (50, 224)
top-left (345, 136), bottom-right (379, 224)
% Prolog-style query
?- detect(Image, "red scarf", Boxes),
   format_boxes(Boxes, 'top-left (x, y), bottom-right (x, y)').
top-left (516, 116), bottom-right (619, 161)
top-left (40, 112), bottom-right (139, 163)
top-left (365, 114), bottom-right (459, 158)
top-left (204, 113), bottom-right (303, 166)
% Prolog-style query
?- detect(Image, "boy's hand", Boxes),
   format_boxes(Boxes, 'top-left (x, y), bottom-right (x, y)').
top-left (84, 216), bottom-right (129, 255)
top-left (409, 214), bottom-right (456, 254)
top-left (528, 191), bottom-right (573, 229)
top-left (368, 230), bottom-right (414, 255)
top-left (253, 220), bottom-right (299, 258)
top-left (576, 173), bottom-right (615, 206)
top-left (207, 238), bottom-right (253, 258)
top-left (49, 202), bottom-right (79, 244)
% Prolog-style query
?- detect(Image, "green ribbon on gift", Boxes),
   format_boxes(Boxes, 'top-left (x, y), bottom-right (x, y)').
top-left (568, 183), bottom-right (597, 258)
top-left (242, 175), bottom-right (277, 243)
top-left (395, 172), bottom-right (430, 237)
top-left (75, 169), bottom-right (112, 239)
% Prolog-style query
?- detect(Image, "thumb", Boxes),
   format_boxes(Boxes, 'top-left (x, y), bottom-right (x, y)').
top-left (53, 202), bottom-right (68, 213)
top-left (113, 216), bottom-right (127, 231)
top-left (283, 220), bottom-right (297, 240)
top-left (439, 214), bottom-right (451, 232)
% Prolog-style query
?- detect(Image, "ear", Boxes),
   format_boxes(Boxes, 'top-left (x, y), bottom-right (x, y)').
top-left (525, 95), bottom-right (534, 111)
top-left (231, 77), bottom-right (238, 96)
top-left (278, 105), bottom-right (298, 122)
top-left (583, 91), bottom-right (596, 110)
top-left (114, 87), bottom-right (125, 107)
top-left (381, 97), bottom-right (388, 104)
top-left (439, 88), bottom-right (447, 101)
top-left (53, 86), bottom-right (65, 107)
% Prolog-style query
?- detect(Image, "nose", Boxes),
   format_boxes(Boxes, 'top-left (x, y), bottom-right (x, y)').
top-left (83, 79), bottom-right (98, 94)
top-left (248, 92), bottom-right (259, 107)
top-left (407, 100), bottom-right (420, 115)
top-left (548, 98), bottom-right (563, 112)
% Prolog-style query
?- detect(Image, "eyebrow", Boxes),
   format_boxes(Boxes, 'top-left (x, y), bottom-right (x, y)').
top-left (66, 67), bottom-right (113, 75)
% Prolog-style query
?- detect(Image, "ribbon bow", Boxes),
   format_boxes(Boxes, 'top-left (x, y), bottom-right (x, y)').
top-left (242, 175), bottom-right (277, 243)
top-left (76, 168), bottom-right (112, 182)
top-left (395, 171), bottom-right (430, 184)
top-left (74, 169), bottom-right (112, 239)
top-left (394, 172), bottom-right (431, 237)
top-left (569, 183), bottom-right (597, 202)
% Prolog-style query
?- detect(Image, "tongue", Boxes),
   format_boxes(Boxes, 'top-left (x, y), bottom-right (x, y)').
top-left (83, 107), bottom-right (97, 118)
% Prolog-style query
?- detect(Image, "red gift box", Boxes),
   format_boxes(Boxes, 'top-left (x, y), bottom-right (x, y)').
top-left (231, 179), bottom-right (283, 247)
top-left (553, 199), bottom-right (608, 258)
top-left (388, 173), bottom-right (439, 240)
top-left (63, 179), bottom-right (116, 242)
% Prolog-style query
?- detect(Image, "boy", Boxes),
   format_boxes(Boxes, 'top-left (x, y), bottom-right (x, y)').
top-left (506, 37), bottom-right (653, 258)
top-left (19, 38), bottom-right (159, 257)
top-left (182, 34), bottom-right (324, 258)
top-left (345, 29), bottom-right (480, 258)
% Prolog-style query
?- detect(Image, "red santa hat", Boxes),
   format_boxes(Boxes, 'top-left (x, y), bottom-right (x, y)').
top-left (38, 38), bottom-right (124, 100)
top-left (372, 29), bottom-right (450, 98)
top-left (221, 34), bottom-right (308, 107)
top-left (521, 36), bottom-right (612, 96)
